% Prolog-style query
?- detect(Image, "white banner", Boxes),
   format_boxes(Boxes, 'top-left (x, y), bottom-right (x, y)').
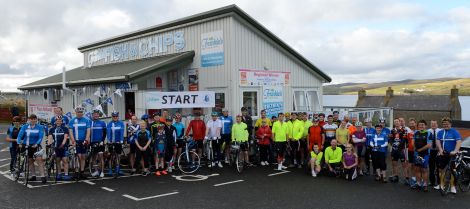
top-left (239, 69), bottom-right (290, 86)
top-left (28, 104), bottom-right (57, 120)
top-left (145, 91), bottom-right (215, 109)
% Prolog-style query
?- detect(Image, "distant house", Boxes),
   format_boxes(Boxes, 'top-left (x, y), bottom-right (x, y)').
top-left (355, 86), bottom-right (461, 123)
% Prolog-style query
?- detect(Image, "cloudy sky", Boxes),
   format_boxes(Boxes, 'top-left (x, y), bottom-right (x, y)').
top-left (1, 0), bottom-right (470, 91)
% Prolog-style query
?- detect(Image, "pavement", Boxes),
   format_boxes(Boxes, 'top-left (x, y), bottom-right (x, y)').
top-left (0, 124), bottom-right (469, 209)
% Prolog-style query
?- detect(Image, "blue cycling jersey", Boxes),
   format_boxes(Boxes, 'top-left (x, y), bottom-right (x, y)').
top-left (127, 123), bottom-right (140, 144)
top-left (17, 123), bottom-right (44, 145)
top-left (220, 116), bottom-right (233, 135)
top-left (69, 117), bottom-right (91, 142)
top-left (382, 127), bottom-right (391, 137)
top-left (172, 122), bottom-right (185, 139)
top-left (437, 128), bottom-right (461, 153)
top-left (364, 127), bottom-right (376, 146)
top-left (107, 120), bottom-right (125, 143)
top-left (50, 115), bottom-right (70, 127)
top-left (49, 125), bottom-right (68, 147)
top-left (91, 120), bottom-right (107, 143)
top-left (370, 131), bottom-right (388, 153)
top-left (7, 126), bottom-right (20, 148)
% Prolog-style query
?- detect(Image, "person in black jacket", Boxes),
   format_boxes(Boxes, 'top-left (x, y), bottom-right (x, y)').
top-left (164, 117), bottom-right (176, 172)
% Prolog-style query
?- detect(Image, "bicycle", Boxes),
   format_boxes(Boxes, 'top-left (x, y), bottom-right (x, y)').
top-left (440, 151), bottom-right (470, 196)
top-left (67, 145), bottom-right (80, 182)
top-left (204, 137), bottom-right (217, 170)
top-left (177, 136), bottom-right (201, 174)
top-left (107, 143), bottom-right (122, 179)
top-left (87, 143), bottom-right (101, 178)
top-left (230, 141), bottom-right (245, 174)
top-left (44, 144), bottom-right (56, 183)
top-left (14, 145), bottom-right (30, 186)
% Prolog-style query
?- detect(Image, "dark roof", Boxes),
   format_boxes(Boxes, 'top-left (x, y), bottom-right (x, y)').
top-left (19, 51), bottom-right (194, 90)
top-left (77, 5), bottom-right (331, 83)
top-left (356, 95), bottom-right (453, 111)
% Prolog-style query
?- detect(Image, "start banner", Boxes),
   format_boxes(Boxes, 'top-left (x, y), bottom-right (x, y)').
top-left (145, 91), bottom-right (215, 109)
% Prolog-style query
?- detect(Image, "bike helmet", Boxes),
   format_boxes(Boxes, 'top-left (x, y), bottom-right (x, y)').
top-left (75, 106), bottom-right (85, 113)
top-left (141, 114), bottom-right (149, 120)
top-left (379, 118), bottom-right (386, 124)
top-left (355, 121), bottom-right (363, 127)
top-left (211, 111), bottom-right (218, 116)
top-left (111, 111), bottom-right (119, 117)
top-left (92, 109), bottom-right (101, 114)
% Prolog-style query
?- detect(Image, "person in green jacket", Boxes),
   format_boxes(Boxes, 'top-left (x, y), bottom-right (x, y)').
top-left (231, 115), bottom-right (251, 166)
top-left (272, 113), bottom-right (289, 171)
top-left (290, 113), bottom-right (304, 168)
top-left (324, 139), bottom-right (343, 177)
top-left (309, 144), bottom-right (323, 177)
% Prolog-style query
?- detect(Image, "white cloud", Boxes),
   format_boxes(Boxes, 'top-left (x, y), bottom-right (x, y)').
top-left (84, 9), bottom-right (132, 29)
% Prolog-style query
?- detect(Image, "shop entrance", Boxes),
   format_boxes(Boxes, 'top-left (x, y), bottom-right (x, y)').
top-left (124, 92), bottom-right (135, 119)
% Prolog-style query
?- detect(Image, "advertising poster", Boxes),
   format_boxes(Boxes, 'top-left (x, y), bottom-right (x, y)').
top-left (239, 69), bottom-right (290, 86)
top-left (188, 68), bottom-right (199, 91)
top-left (28, 103), bottom-right (57, 120)
top-left (201, 31), bottom-right (224, 67)
top-left (263, 86), bottom-right (283, 119)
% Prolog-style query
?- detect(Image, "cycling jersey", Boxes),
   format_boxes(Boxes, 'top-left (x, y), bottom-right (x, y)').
top-left (206, 119), bottom-right (222, 138)
top-left (69, 117), bottom-right (91, 142)
top-left (325, 146), bottom-right (342, 163)
top-left (370, 131), bottom-right (388, 153)
top-left (348, 125), bottom-right (357, 135)
top-left (185, 119), bottom-right (206, 141)
top-left (382, 127), bottom-right (391, 137)
top-left (17, 124), bottom-right (44, 145)
top-left (49, 125), bottom-right (68, 147)
top-left (7, 126), bottom-right (20, 147)
top-left (310, 151), bottom-right (323, 165)
top-left (323, 123), bottom-right (338, 144)
top-left (286, 120), bottom-right (293, 139)
top-left (336, 127), bottom-right (349, 145)
top-left (332, 119), bottom-right (341, 127)
top-left (91, 120), bottom-right (107, 143)
top-left (272, 121), bottom-right (289, 142)
top-left (231, 122), bottom-right (249, 142)
top-left (308, 125), bottom-right (323, 150)
top-left (136, 130), bottom-right (151, 147)
top-left (351, 130), bottom-right (366, 145)
top-left (172, 122), bottom-right (185, 139)
top-left (364, 127), bottom-right (376, 146)
top-left (291, 120), bottom-right (304, 141)
top-left (414, 130), bottom-right (431, 156)
top-left (150, 121), bottom-right (162, 139)
top-left (406, 129), bottom-right (416, 152)
top-left (164, 125), bottom-right (176, 145)
top-left (219, 115), bottom-right (233, 134)
top-left (127, 123), bottom-right (140, 144)
top-left (107, 120), bottom-right (125, 143)
top-left (390, 127), bottom-right (407, 151)
top-left (50, 115), bottom-right (70, 127)
top-left (427, 128), bottom-right (441, 150)
top-left (255, 117), bottom-right (272, 128)
top-left (303, 120), bottom-right (312, 138)
top-left (437, 128), bottom-right (461, 153)
top-left (154, 132), bottom-right (167, 156)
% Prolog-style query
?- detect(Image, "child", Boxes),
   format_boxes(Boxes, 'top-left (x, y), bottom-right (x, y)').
top-left (48, 116), bottom-right (71, 180)
top-left (309, 144), bottom-right (323, 177)
top-left (5, 116), bottom-right (21, 174)
top-left (343, 144), bottom-right (358, 181)
top-left (135, 121), bottom-right (151, 176)
top-left (154, 124), bottom-right (167, 176)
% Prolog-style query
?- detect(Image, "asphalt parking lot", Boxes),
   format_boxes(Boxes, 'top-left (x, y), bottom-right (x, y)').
top-left (0, 126), bottom-right (469, 209)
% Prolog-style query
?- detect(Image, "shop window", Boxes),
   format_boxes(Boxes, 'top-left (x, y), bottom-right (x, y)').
top-left (293, 90), bottom-right (319, 111)
top-left (243, 91), bottom-right (258, 117)
top-left (213, 93), bottom-right (225, 114)
top-left (293, 91), bottom-right (308, 111)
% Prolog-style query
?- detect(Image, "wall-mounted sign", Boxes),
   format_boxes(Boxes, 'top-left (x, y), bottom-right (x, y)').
top-left (145, 91), bottom-right (215, 109)
top-left (188, 69), bottom-right (199, 91)
top-left (239, 69), bottom-right (290, 86)
top-left (201, 31), bottom-right (224, 67)
top-left (85, 31), bottom-right (185, 68)
top-left (263, 86), bottom-right (283, 119)
top-left (28, 103), bottom-right (57, 120)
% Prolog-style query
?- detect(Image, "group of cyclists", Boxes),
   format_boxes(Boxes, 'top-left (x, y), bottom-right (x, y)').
top-left (4, 106), bottom-right (465, 195)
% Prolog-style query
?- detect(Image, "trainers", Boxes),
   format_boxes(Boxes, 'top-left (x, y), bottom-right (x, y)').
top-left (264, 161), bottom-right (269, 166)
top-left (91, 170), bottom-right (100, 177)
top-left (155, 171), bottom-right (161, 176)
top-left (277, 164), bottom-right (282, 171)
top-left (55, 174), bottom-right (62, 181)
top-left (451, 186), bottom-right (457, 194)
top-left (311, 170), bottom-right (317, 177)
top-left (162, 170), bottom-right (168, 175)
top-left (434, 185), bottom-right (441, 190)
top-left (281, 165), bottom-right (288, 169)
top-left (260, 161), bottom-right (266, 166)
top-left (130, 169), bottom-right (136, 175)
top-left (99, 172), bottom-right (104, 178)
top-left (142, 171), bottom-right (148, 176)
top-left (41, 177), bottom-right (47, 184)
top-left (218, 162), bottom-right (223, 168)
top-left (225, 159), bottom-right (230, 164)
top-left (29, 176), bottom-right (37, 181)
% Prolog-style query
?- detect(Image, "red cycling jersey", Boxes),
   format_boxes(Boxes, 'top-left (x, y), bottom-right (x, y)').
top-left (185, 119), bottom-right (206, 141)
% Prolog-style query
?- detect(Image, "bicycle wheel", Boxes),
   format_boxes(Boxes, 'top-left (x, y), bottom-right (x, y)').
top-left (236, 151), bottom-right (244, 174)
top-left (15, 153), bottom-right (25, 182)
top-left (87, 153), bottom-right (94, 177)
top-left (178, 151), bottom-right (200, 174)
top-left (24, 156), bottom-right (30, 186)
top-left (457, 166), bottom-right (470, 193)
top-left (440, 168), bottom-right (452, 196)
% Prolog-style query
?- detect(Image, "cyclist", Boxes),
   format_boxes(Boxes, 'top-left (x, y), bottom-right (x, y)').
top-left (336, 120), bottom-right (350, 151)
top-left (308, 117), bottom-right (324, 151)
top-left (255, 109), bottom-right (272, 130)
top-left (256, 120), bottom-right (272, 166)
top-left (220, 109), bottom-right (233, 164)
top-left (231, 115), bottom-right (250, 166)
top-left (6, 116), bottom-right (21, 174)
top-left (272, 113), bottom-right (289, 171)
top-left (135, 121), bottom-right (151, 176)
top-left (205, 112), bottom-right (223, 168)
top-left (290, 112), bottom-right (304, 168)
top-left (389, 118), bottom-right (408, 183)
top-left (164, 117), bottom-right (176, 172)
top-left (370, 124), bottom-right (388, 183)
top-left (348, 117), bottom-right (358, 134)
top-left (332, 111), bottom-right (341, 126)
top-left (412, 120), bottom-right (431, 192)
top-left (240, 107), bottom-right (253, 141)
top-left (309, 144), bottom-right (323, 177)
top-left (106, 111), bottom-right (125, 176)
top-left (141, 114), bottom-right (150, 131)
top-left (323, 115), bottom-right (338, 150)
top-left (318, 113), bottom-right (326, 127)
top-left (150, 113), bottom-right (162, 138)
top-left (48, 116), bottom-right (71, 181)
top-left (436, 117), bottom-right (462, 194)
top-left (17, 114), bottom-right (46, 183)
top-left (302, 112), bottom-right (313, 155)
top-left (406, 118), bottom-right (417, 185)
top-left (154, 123), bottom-right (168, 176)
top-left (127, 115), bottom-right (139, 175)
top-left (50, 107), bottom-right (70, 127)
top-left (173, 115), bottom-right (185, 166)
top-left (324, 139), bottom-right (342, 177)
top-left (343, 144), bottom-right (358, 181)
top-left (90, 110), bottom-right (107, 178)
top-left (363, 118), bottom-right (376, 176)
top-left (68, 106), bottom-right (91, 180)
top-left (428, 120), bottom-right (441, 188)
top-left (351, 121), bottom-right (366, 176)
top-left (185, 112), bottom-right (206, 163)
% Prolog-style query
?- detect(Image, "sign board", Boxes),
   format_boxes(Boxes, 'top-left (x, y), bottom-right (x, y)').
top-left (145, 91), bottom-right (215, 109)
top-left (201, 31), bottom-right (224, 67)
top-left (188, 69), bottom-right (199, 91)
top-left (239, 69), bottom-right (290, 86)
top-left (28, 104), bottom-right (57, 120)
top-left (263, 86), bottom-right (283, 119)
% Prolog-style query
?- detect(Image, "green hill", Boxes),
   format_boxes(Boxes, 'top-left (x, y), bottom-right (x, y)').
top-left (324, 78), bottom-right (470, 96)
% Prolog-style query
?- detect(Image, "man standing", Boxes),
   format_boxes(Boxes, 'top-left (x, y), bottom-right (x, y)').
top-left (185, 112), bottom-right (206, 161)
top-left (68, 106), bottom-right (91, 180)
top-left (308, 117), bottom-right (324, 151)
top-left (90, 110), bottom-right (107, 178)
top-left (164, 117), bottom-right (176, 172)
top-left (436, 117), bottom-right (462, 194)
top-left (272, 113), bottom-right (289, 171)
top-left (206, 112), bottom-right (223, 168)
top-left (107, 112), bottom-right (125, 176)
top-left (255, 109), bottom-right (272, 131)
top-left (323, 115), bottom-right (338, 150)
top-left (220, 109), bottom-right (233, 164)
top-left (290, 113), bottom-right (304, 168)
top-left (428, 120), bottom-right (441, 187)
top-left (51, 107), bottom-right (70, 127)
top-left (241, 107), bottom-right (253, 140)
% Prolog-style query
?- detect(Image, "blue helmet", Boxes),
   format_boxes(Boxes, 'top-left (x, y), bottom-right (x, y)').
top-left (141, 114), bottom-right (149, 120)
top-left (111, 111), bottom-right (119, 117)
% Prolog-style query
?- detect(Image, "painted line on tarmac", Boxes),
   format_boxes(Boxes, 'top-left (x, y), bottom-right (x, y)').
top-left (268, 170), bottom-right (291, 176)
top-left (26, 181), bottom-right (75, 188)
top-left (82, 180), bottom-right (96, 185)
top-left (122, 192), bottom-right (179, 201)
top-left (0, 163), bottom-right (10, 168)
top-left (0, 170), bottom-right (10, 175)
top-left (0, 158), bottom-right (11, 162)
top-left (213, 180), bottom-right (244, 187)
top-left (101, 187), bottom-right (115, 192)
top-left (1, 147), bottom-right (8, 152)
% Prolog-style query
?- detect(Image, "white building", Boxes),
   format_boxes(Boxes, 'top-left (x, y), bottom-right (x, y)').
top-left (19, 5), bottom-right (331, 121)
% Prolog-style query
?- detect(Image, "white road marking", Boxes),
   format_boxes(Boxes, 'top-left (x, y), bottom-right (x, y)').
top-left (213, 180), bottom-right (244, 187)
top-left (0, 170), bottom-right (10, 175)
top-left (82, 180), bottom-right (96, 185)
top-left (122, 192), bottom-right (179, 201)
top-left (0, 158), bottom-right (11, 162)
top-left (268, 170), bottom-right (291, 176)
top-left (101, 187), bottom-right (115, 192)
top-left (171, 173), bottom-right (219, 182)
top-left (1, 147), bottom-right (8, 152)
top-left (26, 181), bottom-right (74, 188)
top-left (0, 163), bottom-right (10, 168)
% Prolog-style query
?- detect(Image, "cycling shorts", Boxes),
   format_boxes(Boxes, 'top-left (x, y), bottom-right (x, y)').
top-left (108, 143), bottom-right (123, 155)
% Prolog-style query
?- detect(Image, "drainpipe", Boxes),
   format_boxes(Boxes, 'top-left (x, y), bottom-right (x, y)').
top-left (62, 66), bottom-right (77, 108)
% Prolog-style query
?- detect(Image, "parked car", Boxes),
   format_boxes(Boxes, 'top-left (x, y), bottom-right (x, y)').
top-left (461, 137), bottom-right (470, 160)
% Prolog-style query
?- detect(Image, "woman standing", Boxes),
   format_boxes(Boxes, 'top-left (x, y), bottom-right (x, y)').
top-left (256, 120), bottom-right (272, 166)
